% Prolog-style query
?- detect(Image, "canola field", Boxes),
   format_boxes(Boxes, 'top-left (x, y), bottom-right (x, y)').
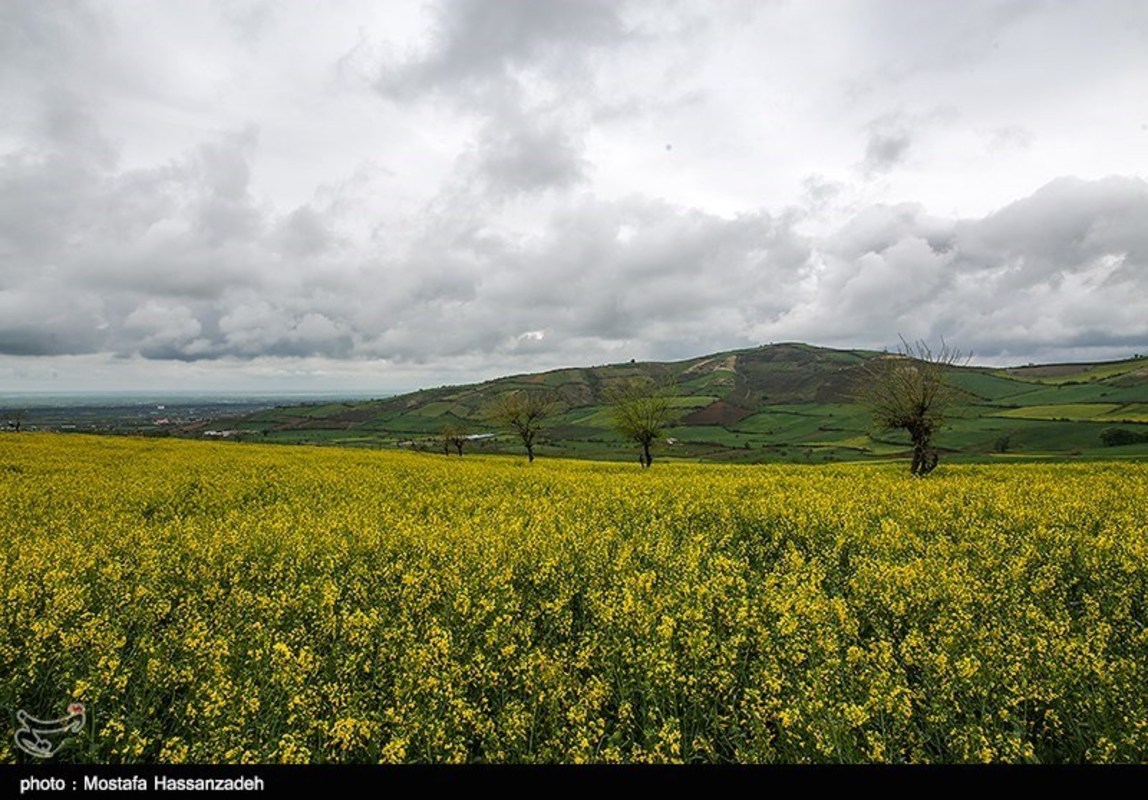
top-left (2, 433), bottom-right (1147, 763)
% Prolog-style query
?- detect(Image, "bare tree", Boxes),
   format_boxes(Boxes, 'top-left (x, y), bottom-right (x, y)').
top-left (855, 337), bottom-right (968, 475)
top-left (607, 377), bottom-right (677, 468)
top-left (8, 410), bottom-right (25, 433)
top-left (440, 423), bottom-right (466, 456)
top-left (486, 390), bottom-right (557, 462)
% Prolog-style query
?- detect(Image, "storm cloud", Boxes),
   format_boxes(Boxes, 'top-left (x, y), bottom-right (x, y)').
top-left (1, 0), bottom-right (1146, 391)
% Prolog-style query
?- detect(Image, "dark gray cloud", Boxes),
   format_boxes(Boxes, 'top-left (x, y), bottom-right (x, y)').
top-left (0, 1), bottom-right (104, 82)
top-left (371, 0), bottom-right (684, 201)
top-left (214, 0), bottom-right (277, 42)
top-left (957, 176), bottom-right (1148, 280)
top-left (779, 175), bottom-right (1148, 359)
top-left (862, 131), bottom-right (912, 175)
top-left (857, 108), bottom-right (957, 177)
top-left (374, 0), bottom-right (633, 102)
top-left (467, 114), bottom-right (589, 197)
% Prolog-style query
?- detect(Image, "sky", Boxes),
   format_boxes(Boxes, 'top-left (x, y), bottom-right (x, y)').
top-left (1, 0), bottom-right (1146, 393)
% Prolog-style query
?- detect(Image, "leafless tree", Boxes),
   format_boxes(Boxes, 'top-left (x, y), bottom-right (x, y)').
top-left (440, 423), bottom-right (466, 456)
top-left (607, 377), bottom-right (677, 468)
top-left (855, 337), bottom-right (968, 475)
top-left (486, 390), bottom-right (557, 462)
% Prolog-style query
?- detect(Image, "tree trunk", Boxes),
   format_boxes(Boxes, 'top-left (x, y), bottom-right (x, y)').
top-left (642, 440), bottom-right (652, 468)
top-left (921, 447), bottom-right (938, 474)
top-left (526, 443), bottom-right (535, 462)
top-left (910, 435), bottom-right (938, 476)
top-left (455, 441), bottom-right (463, 457)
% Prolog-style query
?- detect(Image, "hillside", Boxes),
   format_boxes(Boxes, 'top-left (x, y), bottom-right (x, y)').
top-left (203, 343), bottom-right (1148, 464)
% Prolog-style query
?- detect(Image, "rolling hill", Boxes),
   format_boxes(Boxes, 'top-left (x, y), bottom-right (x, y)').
top-left (199, 342), bottom-right (1148, 464)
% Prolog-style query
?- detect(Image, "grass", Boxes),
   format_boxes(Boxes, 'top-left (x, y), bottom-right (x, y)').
top-left (1097, 404), bottom-right (1148, 423)
top-left (994, 403), bottom-right (1123, 421)
top-left (947, 371), bottom-right (1042, 401)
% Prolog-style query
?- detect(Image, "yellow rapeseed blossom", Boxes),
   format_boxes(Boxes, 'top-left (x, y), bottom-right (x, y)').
top-left (1, 433), bottom-right (1146, 763)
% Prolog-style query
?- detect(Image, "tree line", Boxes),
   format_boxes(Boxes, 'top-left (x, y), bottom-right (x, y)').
top-left (442, 375), bottom-right (676, 467)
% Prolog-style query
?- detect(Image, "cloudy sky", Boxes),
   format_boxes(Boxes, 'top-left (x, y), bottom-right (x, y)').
top-left (2, 0), bottom-right (1146, 392)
